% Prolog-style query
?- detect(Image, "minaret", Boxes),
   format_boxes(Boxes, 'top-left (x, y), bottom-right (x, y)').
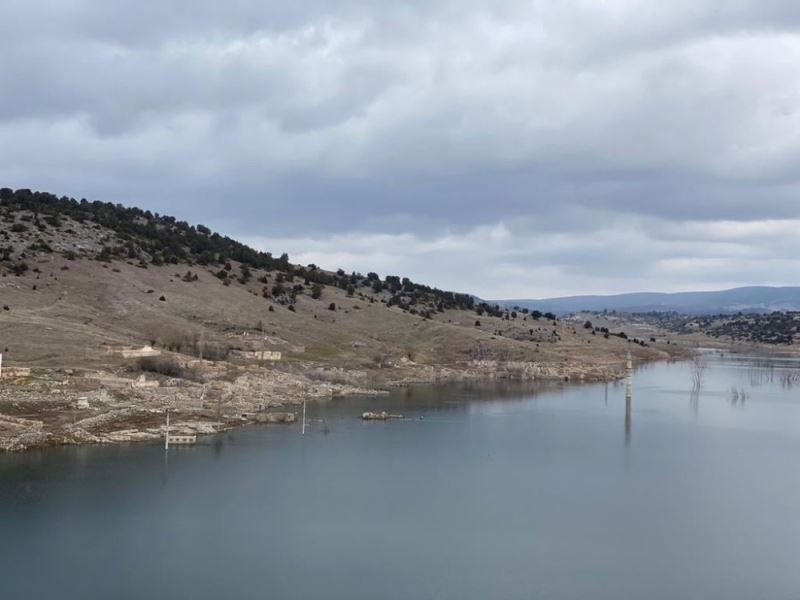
top-left (625, 351), bottom-right (633, 397)
top-left (165, 409), bottom-right (170, 451)
top-left (625, 351), bottom-right (633, 444)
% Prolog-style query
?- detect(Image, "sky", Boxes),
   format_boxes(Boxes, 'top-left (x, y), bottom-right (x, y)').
top-left (2, 1), bottom-right (800, 299)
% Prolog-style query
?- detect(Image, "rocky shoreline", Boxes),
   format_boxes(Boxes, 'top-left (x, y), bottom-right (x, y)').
top-left (0, 348), bottom-right (685, 452)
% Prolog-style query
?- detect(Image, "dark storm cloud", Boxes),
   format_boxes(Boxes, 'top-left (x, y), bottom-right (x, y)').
top-left (3, 1), bottom-right (800, 296)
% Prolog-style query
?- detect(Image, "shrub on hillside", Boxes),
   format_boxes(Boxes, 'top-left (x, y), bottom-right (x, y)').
top-left (138, 356), bottom-right (184, 378)
top-left (10, 262), bottom-right (28, 276)
top-left (198, 343), bottom-right (230, 362)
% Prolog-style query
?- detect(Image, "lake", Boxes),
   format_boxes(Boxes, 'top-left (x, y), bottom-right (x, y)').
top-left (2, 352), bottom-right (800, 599)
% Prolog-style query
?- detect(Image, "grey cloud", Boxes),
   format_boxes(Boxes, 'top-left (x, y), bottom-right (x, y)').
top-left (3, 1), bottom-right (800, 295)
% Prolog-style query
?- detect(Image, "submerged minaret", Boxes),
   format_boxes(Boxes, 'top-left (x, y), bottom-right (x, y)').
top-left (625, 351), bottom-right (633, 443)
top-left (625, 351), bottom-right (633, 398)
top-left (165, 409), bottom-right (170, 451)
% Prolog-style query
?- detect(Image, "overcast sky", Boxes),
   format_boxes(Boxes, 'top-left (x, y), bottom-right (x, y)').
top-left (2, 1), bottom-right (800, 298)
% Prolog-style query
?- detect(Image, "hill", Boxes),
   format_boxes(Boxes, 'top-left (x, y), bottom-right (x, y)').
top-left (0, 187), bottom-right (679, 451)
top-left (497, 287), bottom-right (800, 315)
top-left (625, 311), bottom-right (800, 346)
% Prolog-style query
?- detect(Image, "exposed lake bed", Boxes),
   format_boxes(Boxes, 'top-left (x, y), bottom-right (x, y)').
top-left (2, 352), bottom-right (800, 599)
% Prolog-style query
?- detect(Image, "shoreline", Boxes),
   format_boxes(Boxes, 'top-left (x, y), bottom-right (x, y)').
top-left (0, 344), bottom-right (690, 453)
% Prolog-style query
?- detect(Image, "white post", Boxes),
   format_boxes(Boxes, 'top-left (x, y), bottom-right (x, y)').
top-left (301, 400), bottom-right (306, 435)
top-left (165, 410), bottom-right (170, 451)
top-left (0, 352), bottom-right (3, 382)
top-left (625, 352), bottom-right (633, 400)
top-left (625, 351), bottom-right (633, 435)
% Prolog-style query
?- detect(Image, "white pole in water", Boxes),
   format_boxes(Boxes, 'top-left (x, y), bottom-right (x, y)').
top-left (625, 351), bottom-right (633, 415)
top-left (624, 351), bottom-right (633, 444)
top-left (625, 351), bottom-right (633, 398)
top-left (301, 400), bottom-right (306, 435)
top-left (165, 409), bottom-right (170, 451)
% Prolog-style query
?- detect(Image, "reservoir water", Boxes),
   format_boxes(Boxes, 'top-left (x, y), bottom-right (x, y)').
top-left (2, 352), bottom-right (800, 599)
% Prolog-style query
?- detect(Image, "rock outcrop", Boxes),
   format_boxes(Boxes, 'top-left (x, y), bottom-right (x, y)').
top-left (361, 411), bottom-right (404, 421)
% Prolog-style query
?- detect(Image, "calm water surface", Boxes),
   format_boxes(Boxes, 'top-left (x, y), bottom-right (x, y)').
top-left (2, 353), bottom-right (800, 599)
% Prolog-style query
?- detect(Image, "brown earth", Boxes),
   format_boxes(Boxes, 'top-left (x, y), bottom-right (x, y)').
top-left (0, 251), bottom-right (692, 451)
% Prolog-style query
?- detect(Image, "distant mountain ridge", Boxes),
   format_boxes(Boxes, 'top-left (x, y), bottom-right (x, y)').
top-left (496, 286), bottom-right (800, 315)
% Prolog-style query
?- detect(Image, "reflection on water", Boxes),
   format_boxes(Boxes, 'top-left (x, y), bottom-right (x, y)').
top-left (3, 353), bottom-right (800, 600)
top-left (690, 388), bottom-right (700, 415)
top-left (624, 394), bottom-right (632, 447)
top-left (161, 447), bottom-right (168, 487)
top-left (730, 386), bottom-right (747, 406)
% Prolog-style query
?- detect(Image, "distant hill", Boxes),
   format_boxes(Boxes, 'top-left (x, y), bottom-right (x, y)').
top-left (497, 287), bottom-right (800, 315)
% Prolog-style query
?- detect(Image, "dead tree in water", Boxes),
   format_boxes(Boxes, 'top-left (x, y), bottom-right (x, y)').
top-left (730, 387), bottom-right (748, 405)
top-left (690, 356), bottom-right (707, 391)
top-left (780, 369), bottom-right (800, 388)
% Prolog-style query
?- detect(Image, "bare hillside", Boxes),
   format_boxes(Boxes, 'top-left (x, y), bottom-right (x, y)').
top-left (0, 188), bottom-right (684, 450)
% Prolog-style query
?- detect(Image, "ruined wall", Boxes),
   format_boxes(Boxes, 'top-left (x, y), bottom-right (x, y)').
top-left (232, 350), bottom-right (282, 361)
top-left (120, 346), bottom-right (161, 359)
top-left (1, 367), bottom-right (31, 383)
